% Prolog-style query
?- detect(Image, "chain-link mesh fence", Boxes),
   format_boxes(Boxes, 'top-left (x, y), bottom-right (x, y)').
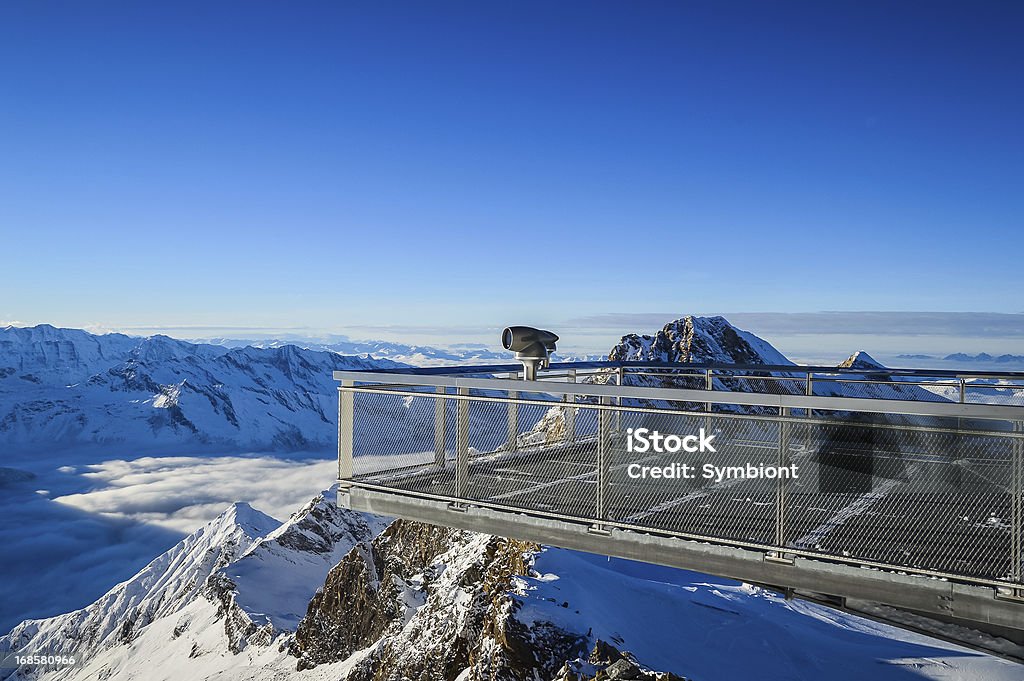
top-left (341, 375), bottom-right (1024, 590)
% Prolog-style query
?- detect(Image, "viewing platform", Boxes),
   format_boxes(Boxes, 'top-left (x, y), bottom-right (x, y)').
top-left (334, 360), bottom-right (1024, 639)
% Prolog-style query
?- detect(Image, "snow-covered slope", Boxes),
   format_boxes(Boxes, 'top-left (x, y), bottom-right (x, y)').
top-left (0, 490), bottom-right (389, 680)
top-left (4, 501), bottom-right (1019, 681)
top-left (217, 493), bottom-right (391, 633)
top-left (0, 502), bottom-right (280, 670)
top-left (0, 325), bottom-right (406, 453)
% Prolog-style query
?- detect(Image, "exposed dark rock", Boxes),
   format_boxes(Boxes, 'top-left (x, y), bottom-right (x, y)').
top-left (292, 519), bottom-right (586, 680)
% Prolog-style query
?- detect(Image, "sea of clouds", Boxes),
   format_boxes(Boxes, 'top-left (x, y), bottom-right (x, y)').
top-left (0, 452), bottom-right (335, 633)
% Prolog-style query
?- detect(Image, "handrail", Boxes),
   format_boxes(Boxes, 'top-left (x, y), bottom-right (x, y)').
top-left (335, 370), bottom-right (1024, 421)
top-left (332, 359), bottom-right (1024, 380)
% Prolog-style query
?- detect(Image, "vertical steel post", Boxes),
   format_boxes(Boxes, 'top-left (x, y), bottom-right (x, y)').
top-left (507, 372), bottom-right (519, 452)
top-left (705, 368), bottom-right (714, 413)
top-left (338, 380), bottom-right (354, 481)
top-left (957, 378), bottom-right (966, 434)
top-left (803, 374), bottom-right (814, 456)
top-left (455, 387), bottom-right (470, 504)
top-left (1013, 421), bottom-right (1023, 595)
top-left (616, 366), bottom-right (625, 433)
top-left (594, 396), bottom-right (612, 530)
top-left (434, 386), bottom-right (447, 467)
top-left (775, 406), bottom-right (791, 549)
top-left (565, 368), bottom-right (576, 443)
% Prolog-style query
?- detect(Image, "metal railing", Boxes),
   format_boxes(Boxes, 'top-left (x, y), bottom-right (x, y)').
top-left (335, 361), bottom-right (1024, 595)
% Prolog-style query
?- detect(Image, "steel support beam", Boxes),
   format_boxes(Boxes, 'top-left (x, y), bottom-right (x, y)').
top-left (342, 487), bottom-right (1024, 635)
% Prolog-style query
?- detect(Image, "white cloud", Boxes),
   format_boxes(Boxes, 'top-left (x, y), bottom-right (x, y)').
top-left (53, 455), bottom-right (336, 533)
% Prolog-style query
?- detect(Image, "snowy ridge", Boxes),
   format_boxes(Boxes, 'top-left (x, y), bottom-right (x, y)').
top-left (3, 505), bottom-right (1019, 680)
top-left (220, 492), bottom-right (392, 632)
top-left (1, 491), bottom-right (389, 680)
top-left (0, 325), bottom-right (405, 453)
top-left (0, 502), bottom-right (279, 668)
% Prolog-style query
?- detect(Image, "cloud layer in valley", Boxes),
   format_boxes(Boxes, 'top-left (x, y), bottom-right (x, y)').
top-left (0, 454), bottom-right (336, 632)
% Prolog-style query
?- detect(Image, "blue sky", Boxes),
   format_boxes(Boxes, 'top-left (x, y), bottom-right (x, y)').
top-left (1, 2), bottom-right (1021, 354)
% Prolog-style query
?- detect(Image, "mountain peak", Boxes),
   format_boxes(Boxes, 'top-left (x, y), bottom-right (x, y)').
top-left (218, 501), bottom-right (281, 539)
top-left (837, 351), bottom-right (886, 370)
top-left (609, 314), bottom-right (792, 366)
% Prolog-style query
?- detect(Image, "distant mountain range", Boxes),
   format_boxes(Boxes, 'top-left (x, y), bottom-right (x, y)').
top-left (0, 325), bottom-right (404, 453)
top-left (193, 335), bottom-right (511, 366)
top-left (1, 318), bottom-right (959, 454)
top-left (897, 352), bottom-right (1024, 366)
top-left (193, 335), bottom-right (603, 367)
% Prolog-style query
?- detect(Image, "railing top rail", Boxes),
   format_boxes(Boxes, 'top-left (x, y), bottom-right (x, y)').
top-left (333, 359), bottom-right (1024, 381)
top-left (333, 370), bottom-right (1024, 421)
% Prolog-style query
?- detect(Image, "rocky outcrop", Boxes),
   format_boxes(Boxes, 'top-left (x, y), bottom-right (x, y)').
top-left (610, 315), bottom-right (787, 367)
top-left (292, 519), bottom-right (586, 680)
top-left (553, 640), bottom-right (689, 681)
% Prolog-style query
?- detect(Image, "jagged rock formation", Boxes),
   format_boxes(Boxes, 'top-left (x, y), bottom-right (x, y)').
top-left (292, 519), bottom-right (584, 680)
top-left (552, 640), bottom-right (689, 680)
top-left (610, 315), bottom-right (792, 367)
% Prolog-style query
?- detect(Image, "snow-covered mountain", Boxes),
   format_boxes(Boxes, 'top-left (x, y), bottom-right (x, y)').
top-left (3, 494), bottom-right (1018, 681)
top-left (198, 336), bottom-right (604, 367)
top-left (610, 315), bottom-right (795, 367)
top-left (1, 501), bottom-right (281, 673)
top-left (0, 325), bottom-right (407, 453)
top-left (1, 318), bottom-right (962, 457)
top-left (610, 315), bottom-right (945, 402)
top-left (521, 316), bottom-right (950, 446)
top-left (944, 352), bottom-right (1024, 365)
top-left (4, 317), bottom-right (1019, 680)
top-left (196, 336), bottom-right (513, 367)
top-left (0, 489), bottom-right (390, 679)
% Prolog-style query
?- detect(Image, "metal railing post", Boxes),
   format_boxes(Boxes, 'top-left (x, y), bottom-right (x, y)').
top-left (616, 366), bottom-right (625, 433)
top-left (338, 380), bottom-right (354, 481)
top-left (705, 368), bottom-right (713, 413)
top-left (775, 406), bottom-right (791, 549)
top-left (507, 372), bottom-right (518, 451)
top-left (453, 387), bottom-right (470, 508)
top-left (565, 368), bottom-right (576, 443)
top-left (593, 396), bottom-right (612, 533)
top-left (1013, 420), bottom-right (1023, 595)
top-left (434, 386), bottom-right (447, 467)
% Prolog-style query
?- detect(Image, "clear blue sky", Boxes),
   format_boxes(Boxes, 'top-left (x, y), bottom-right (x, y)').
top-left (1, 2), bottom-right (1022, 347)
